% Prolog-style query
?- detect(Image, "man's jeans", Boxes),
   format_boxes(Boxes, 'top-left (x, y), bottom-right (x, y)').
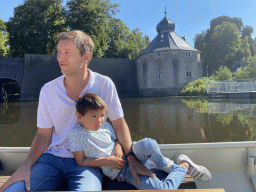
top-left (117, 138), bottom-right (188, 190)
top-left (4, 153), bottom-right (103, 191)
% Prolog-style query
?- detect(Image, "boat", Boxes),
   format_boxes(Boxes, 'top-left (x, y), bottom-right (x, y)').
top-left (1, 141), bottom-right (255, 192)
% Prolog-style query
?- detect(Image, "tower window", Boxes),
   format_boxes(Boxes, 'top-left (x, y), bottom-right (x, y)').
top-left (185, 52), bottom-right (192, 57)
top-left (160, 34), bottom-right (164, 41)
top-left (187, 71), bottom-right (192, 77)
top-left (158, 52), bottom-right (160, 57)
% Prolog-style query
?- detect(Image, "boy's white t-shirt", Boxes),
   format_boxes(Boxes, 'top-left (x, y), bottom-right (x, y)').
top-left (68, 121), bottom-right (120, 180)
top-left (37, 69), bottom-right (124, 158)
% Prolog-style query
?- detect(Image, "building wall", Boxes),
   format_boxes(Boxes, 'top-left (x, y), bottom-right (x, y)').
top-left (20, 55), bottom-right (138, 100)
top-left (1, 50), bottom-right (202, 100)
top-left (136, 50), bottom-right (202, 96)
top-left (0, 57), bottom-right (24, 88)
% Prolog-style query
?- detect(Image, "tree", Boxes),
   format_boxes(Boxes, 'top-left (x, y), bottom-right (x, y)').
top-left (204, 16), bottom-right (243, 43)
top-left (242, 25), bottom-right (253, 38)
top-left (0, 19), bottom-right (10, 57)
top-left (105, 18), bottom-right (150, 59)
top-left (194, 30), bottom-right (206, 52)
top-left (65, 0), bottom-right (119, 57)
top-left (7, 0), bottom-right (66, 58)
top-left (213, 66), bottom-right (232, 81)
top-left (241, 25), bottom-right (255, 57)
top-left (104, 18), bottom-right (130, 58)
top-left (234, 56), bottom-right (256, 79)
top-left (202, 22), bottom-right (241, 75)
top-left (125, 28), bottom-right (150, 59)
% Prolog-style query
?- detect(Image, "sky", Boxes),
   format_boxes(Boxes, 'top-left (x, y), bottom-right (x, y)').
top-left (1, 0), bottom-right (256, 47)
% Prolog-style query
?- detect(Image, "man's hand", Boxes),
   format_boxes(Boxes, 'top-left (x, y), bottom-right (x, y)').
top-left (112, 140), bottom-right (124, 159)
top-left (0, 165), bottom-right (31, 192)
top-left (105, 156), bottom-right (126, 170)
top-left (127, 155), bottom-right (156, 183)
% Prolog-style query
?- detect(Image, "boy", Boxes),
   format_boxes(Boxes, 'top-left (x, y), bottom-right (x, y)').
top-left (68, 93), bottom-right (212, 190)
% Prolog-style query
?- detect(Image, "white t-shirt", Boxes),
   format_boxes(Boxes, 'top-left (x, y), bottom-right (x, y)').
top-left (37, 69), bottom-right (124, 158)
top-left (68, 122), bottom-right (120, 180)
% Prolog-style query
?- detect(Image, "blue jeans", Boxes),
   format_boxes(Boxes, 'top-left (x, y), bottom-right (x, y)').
top-left (117, 138), bottom-right (188, 190)
top-left (4, 153), bottom-right (103, 191)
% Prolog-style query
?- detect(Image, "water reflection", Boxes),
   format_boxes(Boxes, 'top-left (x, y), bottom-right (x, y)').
top-left (0, 101), bottom-right (38, 147)
top-left (1, 97), bottom-right (256, 147)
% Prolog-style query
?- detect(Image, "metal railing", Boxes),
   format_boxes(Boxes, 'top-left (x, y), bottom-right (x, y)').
top-left (207, 79), bottom-right (256, 94)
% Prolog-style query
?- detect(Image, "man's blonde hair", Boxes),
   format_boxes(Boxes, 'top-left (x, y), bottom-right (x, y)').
top-left (58, 30), bottom-right (94, 58)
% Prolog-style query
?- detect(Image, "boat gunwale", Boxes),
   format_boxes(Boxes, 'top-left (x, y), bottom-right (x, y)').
top-left (1, 141), bottom-right (256, 153)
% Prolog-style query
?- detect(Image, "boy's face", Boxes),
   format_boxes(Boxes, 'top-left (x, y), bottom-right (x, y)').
top-left (77, 109), bottom-right (106, 131)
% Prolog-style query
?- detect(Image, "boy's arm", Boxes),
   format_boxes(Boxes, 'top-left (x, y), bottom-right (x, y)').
top-left (0, 127), bottom-right (53, 192)
top-left (112, 117), bottom-right (156, 183)
top-left (72, 151), bottom-right (125, 170)
top-left (112, 139), bottom-right (124, 159)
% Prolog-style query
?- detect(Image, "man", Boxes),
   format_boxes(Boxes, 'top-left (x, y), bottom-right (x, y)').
top-left (1, 30), bottom-right (154, 191)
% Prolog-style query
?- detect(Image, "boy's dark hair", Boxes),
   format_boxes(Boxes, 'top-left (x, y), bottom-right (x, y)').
top-left (76, 93), bottom-right (107, 116)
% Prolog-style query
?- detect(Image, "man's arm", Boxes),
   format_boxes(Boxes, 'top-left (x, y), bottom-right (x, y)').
top-left (0, 128), bottom-right (53, 192)
top-left (112, 117), bottom-right (156, 183)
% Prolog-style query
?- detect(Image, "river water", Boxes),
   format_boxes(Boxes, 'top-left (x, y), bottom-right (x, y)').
top-left (1, 96), bottom-right (256, 147)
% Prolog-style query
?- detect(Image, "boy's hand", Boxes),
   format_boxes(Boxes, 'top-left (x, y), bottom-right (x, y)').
top-left (106, 156), bottom-right (126, 170)
top-left (112, 140), bottom-right (124, 159)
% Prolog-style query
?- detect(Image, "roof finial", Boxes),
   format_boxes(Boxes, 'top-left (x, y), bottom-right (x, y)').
top-left (164, 4), bottom-right (167, 17)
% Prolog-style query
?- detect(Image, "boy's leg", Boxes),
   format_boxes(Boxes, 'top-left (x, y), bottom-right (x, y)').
top-left (63, 158), bottom-right (104, 191)
top-left (177, 154), bottom-right (212, 182)
top-left (119, 164), bottom-right (187, 190)
top-left (132, 138), bottom-right (173, 171)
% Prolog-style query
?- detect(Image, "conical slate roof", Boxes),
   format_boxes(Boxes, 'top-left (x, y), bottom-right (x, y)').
top-left (139, 16), bottom-right (198, 56)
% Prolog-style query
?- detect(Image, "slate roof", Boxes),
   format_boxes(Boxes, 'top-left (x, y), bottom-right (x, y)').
top-left (139, 16), bottom-right (199, 56)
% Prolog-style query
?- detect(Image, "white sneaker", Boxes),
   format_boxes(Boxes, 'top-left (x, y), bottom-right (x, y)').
top-left (146, 157), bottom-right (174, 173)
top-left (177, 154), bottom-right (212, 182)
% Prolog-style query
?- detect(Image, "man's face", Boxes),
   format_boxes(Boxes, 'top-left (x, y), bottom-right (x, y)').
top-left (77, 109), bottom-right (106, 131)
top-left (57, 39), bottom-right (85, 76)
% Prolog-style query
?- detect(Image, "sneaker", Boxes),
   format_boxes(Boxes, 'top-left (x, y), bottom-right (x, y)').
top-left (146, 157), bottom-right (174, 173)
top-left (177, 154), bottom-right (212, 182)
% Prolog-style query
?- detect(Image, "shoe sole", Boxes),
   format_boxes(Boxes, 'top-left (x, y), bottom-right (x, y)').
top-left (177, 155), bottom-right (212, 182)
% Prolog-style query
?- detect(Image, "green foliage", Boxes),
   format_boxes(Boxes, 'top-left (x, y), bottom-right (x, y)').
top-left (65, 0), bottom-right (119, 57)
top-left (238, 116), bottom-right (256, 141)
top-left (180, 77), bottom-right (212, 95)
top-left (213, 66), bottom-right (233, 81)
top-left (195, 15), bottom-right (255, 76)
top-left (194, 30), bottom-right (206, 52)
top-left (203, 22), bottom-right (241, 75)
top-left (181, 98), bottom-right (208, 113)
top-left (233, 56), bottom-right (256, 79)
top-left (4, 0), bottom-right (148, 59)
top-left (0, 19), bottom-right (10, 57)
top-left (105, 19), bottom-right (150, 59)
top-left (216, 114), bottom-right (233, 126)
top-left (7, 0), bottom-right (67, 58)
top-left (204, 16), bottom-right (243, 43)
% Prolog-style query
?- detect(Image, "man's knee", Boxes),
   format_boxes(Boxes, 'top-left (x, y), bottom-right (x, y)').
top-left (3, 181), bottom-right (26, 192)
